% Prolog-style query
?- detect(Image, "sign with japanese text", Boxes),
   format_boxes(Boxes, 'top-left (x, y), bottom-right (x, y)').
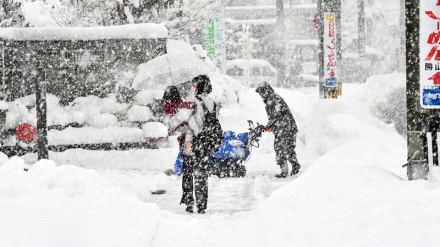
top-left (213, 8), bottom-right (226, 74)
top-left (202, 20), bottom-right (215, 57)
top-left (323, 12), bottom-right (338, 88)
top-left (420, 0), bottom-right (440, 108)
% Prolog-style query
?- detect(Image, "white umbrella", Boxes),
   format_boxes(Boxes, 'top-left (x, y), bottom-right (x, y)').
top-left (132, 52), bottom-right (215, 90)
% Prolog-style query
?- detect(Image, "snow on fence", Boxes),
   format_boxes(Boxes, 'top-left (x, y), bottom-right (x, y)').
top-left (0, 24), bottom-right (169, 157)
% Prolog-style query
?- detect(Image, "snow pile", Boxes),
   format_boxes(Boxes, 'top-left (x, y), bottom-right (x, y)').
top-left (237, 143), bottom-right (439, 246)
top-left (134, 90), bottom-right (164, 106)
top-left (127, 105), bottom-right (155, 122)
top-left (142, 122), bottom-right (168, 138)
top-left (210, 74), bottom-right (243, 106)
top-left (48, 126), bottom-right (146, 145)
top-left (21, 1), bottom-right (59, 27)
top-left (221, 73), bottom-right (440, 247)
top-left (0, 157), bottom-right (161, 247)
top-left (5, 100), bottom-right (36, 129)
top-left (302, 72), bottom-right (405, 162)
top-left (67, 95), bottom-right (129, 127)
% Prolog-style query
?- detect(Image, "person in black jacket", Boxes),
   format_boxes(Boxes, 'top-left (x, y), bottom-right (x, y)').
top-left (180, 75), bottom-right (216, 214)
top-left (255, 81), bottom-right (301, 178)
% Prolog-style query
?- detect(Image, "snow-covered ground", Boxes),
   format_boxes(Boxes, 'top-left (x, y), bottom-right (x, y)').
top-left (1, 71), bottom-right (439, 246)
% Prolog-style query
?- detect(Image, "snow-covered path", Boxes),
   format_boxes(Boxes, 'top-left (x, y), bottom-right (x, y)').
top-left (19, 85), bottom-right (311, 246)
top-left (22, 86), bottom-right (313, 217)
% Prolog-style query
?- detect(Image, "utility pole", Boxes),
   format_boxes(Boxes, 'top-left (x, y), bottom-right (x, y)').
top-left (318, 0), bottom-right (341, 99)
top-left (243, 25), bottom-right (251, 87)
top-left (358, 0), bottom-right (366, 58)
top-left (406, 0), bottom-right (440, 180)
top-left (276, 0), bottom-right (286, 87)
top-left (398, 0), bottom-right (405, 72)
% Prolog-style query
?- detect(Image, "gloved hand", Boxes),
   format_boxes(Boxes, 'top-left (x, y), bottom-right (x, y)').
top-left (265, 125), bottom-right (272, 132)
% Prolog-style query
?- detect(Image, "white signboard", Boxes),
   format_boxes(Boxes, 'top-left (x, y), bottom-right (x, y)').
top-left (420, 0), bottom-right (440, 108)
top-left (323, 12), bottom-right (337, 87)
top-left (214, 8), bottom-right (226, 74)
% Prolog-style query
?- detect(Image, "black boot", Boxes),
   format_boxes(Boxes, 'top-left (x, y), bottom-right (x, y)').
top-left (290, 164), bottom-right (301, 176)
top-left (197, 208), bottom-right (205, 214)
top-left (186, 205), bottom-right (193, 213)
top-left (275, 164), bottom-right (288, 178)
top-left (275, 172), bottom-right (288, 178)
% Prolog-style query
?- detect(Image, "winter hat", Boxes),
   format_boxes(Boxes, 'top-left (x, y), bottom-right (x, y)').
top-left (255, 81), bottom-right (274, 99)
top-left (192, 75), bottom-right (212, 95)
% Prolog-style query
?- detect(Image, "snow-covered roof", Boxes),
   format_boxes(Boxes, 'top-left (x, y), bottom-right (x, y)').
top-left (226, 59), bottom-right (276, 72)
top-left (0, 24), bottom-right (168, 41)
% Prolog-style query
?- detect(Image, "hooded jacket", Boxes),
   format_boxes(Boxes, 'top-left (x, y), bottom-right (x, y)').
top-left (255, 82), bottom-right (298, 138)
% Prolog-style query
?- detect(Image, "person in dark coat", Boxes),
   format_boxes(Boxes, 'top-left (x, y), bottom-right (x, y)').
top-left (180, 75), bottom-right (215, 214)
top-left (255, 81), bottom-right (300, 178)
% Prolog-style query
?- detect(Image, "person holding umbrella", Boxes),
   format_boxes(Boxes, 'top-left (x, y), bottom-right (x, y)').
top-left (180, 75), bottom-right (222, 214)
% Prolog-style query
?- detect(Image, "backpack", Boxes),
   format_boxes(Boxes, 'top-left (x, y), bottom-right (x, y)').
top-left (194, 96), bottom-right (223, 155)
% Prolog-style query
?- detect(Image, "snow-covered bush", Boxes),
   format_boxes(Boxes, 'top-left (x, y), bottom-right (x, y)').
top-left (374, 86), bottom-right (406, 136)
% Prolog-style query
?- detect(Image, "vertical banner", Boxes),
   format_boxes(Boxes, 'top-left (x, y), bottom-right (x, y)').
top-left (214, 8), bottom-right (226, 74)
top-left (420, 0), bottom-right (440, 108)
top-left (323, 12), bottom-right (338, 88)
top-left (202, 20), bottom-right (215, 57)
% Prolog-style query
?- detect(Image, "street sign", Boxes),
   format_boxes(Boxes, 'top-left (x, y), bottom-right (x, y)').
top-left (420, 0), bottom-right (440, 108)
top-left (213, 8), bottom-right (226, 74)
top-left (323, 12), bottom-right (338, 88)
top-left (202, 20), bottom-right (215, 57)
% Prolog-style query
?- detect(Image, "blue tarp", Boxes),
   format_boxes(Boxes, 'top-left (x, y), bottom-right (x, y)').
top-left (174, 131), bottom-right (250, 175)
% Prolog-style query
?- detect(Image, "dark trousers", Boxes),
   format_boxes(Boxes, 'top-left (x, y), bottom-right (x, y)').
top-left (274, 133), bottom-right (299, 170)
top-left (180, 154), bottom-right (209, 210)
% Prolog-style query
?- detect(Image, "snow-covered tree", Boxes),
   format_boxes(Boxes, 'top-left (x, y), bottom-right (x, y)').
top-left (0, 0), bottom-right (26, 27)
top-left (161, 0), bottom-right (220, 41)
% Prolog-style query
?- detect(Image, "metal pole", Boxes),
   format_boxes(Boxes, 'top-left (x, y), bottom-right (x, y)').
top-left (336, 0), bottom-right (342, 95)
top-left (336, 0), bottom-right (342, 60)
top-left (318, 0), bottom-right (324, 98)
top-left (35, 68), bottom-right (48, 160)
top-left (358, 0), bottom-right (366, 58)
top-left (406, 0), bottom-right (427, 180)
top-left (276, 0), bottom-right (286, 87)
top-left (318, 0), bottom-right (340, 99)
top-left (358, 0), bottom-right (367, 85)
top-left (399, 0), bottom-right (406, 72)
top-left (1, 40), bottom-right (5, 99)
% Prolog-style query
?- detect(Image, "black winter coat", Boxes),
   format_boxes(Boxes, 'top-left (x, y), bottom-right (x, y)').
top-left (256, 82), bottom-right (298, 157)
